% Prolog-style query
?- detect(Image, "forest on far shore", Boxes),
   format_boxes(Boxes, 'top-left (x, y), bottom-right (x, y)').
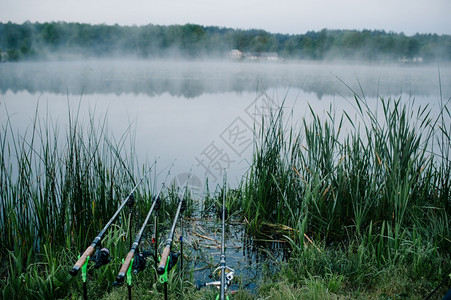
top-left (1, 21), bottom-right (450, 62)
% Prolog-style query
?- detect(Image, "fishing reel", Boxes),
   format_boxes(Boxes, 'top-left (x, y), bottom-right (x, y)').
top-left (94, 247), bottom-right (111, 269)
top-left (167, 250), bottom-right (180, 272)
top-left (113, 250), bottom-right (154, 286)
top-left (195, 266), bottom-right (235, 291)
top-left (132, 250), bottom-right (152, 274)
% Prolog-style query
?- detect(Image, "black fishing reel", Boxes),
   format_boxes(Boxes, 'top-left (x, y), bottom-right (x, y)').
top-left (132, 250), bottom-right (152, 274)
top-left (167, 251), bottom-right (180, 272)
top-left (94, 247), bottom-right (111, 269)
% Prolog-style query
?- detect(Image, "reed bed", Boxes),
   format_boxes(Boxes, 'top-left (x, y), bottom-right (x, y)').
top-left (0, 102), bottom-right (156, 298)
top-left (0, 104), bottom-right (141, 250)
top-left (241, 94), bottom-right (451, 295)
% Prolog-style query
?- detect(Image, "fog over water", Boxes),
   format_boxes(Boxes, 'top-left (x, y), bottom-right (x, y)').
top-left (1, 59), bottom-right (450, 188)
top-left (1, 60), bottom-right (450, 98)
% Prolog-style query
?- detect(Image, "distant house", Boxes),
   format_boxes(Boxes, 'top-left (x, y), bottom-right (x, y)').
top-left (227, 49), bottom-right (243, 60)
top-left (243, 52), bottom-right (279, 62)
top-left (244, 52), bottom-right (259, 61)
top-left (259, 52), bottom-right (279, 61)
top-left (399, 56), bottom-right (424, 64)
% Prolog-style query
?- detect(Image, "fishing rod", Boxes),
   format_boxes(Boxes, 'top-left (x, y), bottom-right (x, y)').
top-left (196, 172), bottom-right (234, 300)
top-left (113, 195), bottom-right (160, 286)
top-left (157, 187), bottom-right (187, 300)
top-left (69, 164), bottom-right (154, 277)
top-left (152, 160), bottom-right (176, 271)
top-left (157, 197), bottom-right (186, 275)
top-left (219, 172), bottom-right (228, 300)
top-left (113, 162), bottom-right (175, 289)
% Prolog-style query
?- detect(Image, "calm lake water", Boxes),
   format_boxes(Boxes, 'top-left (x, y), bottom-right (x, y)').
top-left (1, 59), bottom-right (450, 189)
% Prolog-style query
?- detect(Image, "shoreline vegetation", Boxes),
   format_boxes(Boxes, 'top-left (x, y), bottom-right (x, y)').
top-left (0, 89), bottom-right (450, 298)
top-left (1, 21), bottom-right (451, 63)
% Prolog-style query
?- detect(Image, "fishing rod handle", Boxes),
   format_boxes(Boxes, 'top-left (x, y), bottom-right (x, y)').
top-left (114, 251), bottom-right (135, 285)
top-left (70, 245), bottom-right (95, 276)
top-left (157, 245), bottom-right (171, 274)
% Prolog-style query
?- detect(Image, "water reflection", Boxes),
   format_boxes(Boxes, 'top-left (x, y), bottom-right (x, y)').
top-left (187, 216), bottom-right (290, 292)
top-left (1, 60), bottom-right (449, 99)
top-left (242, 234), bottom-right (290, 266)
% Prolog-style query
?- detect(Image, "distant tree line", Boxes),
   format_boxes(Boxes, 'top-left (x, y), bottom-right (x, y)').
top-left (1, 21), bottom-right (450, 62)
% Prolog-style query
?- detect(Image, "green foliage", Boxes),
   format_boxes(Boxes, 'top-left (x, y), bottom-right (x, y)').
top-left (241, 91), bottom-right (451, 298)
top-left (1, 245), bottom-right (74, 299)
top-left (255, 233), bottom-right (451, 298)
top-left (0, 22), bottom-right (450, 62)
top-left (0, 100), bottom-right (150, 292)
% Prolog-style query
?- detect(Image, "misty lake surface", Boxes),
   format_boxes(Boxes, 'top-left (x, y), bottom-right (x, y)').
top-left (1, 59), bottom-right (450, 189)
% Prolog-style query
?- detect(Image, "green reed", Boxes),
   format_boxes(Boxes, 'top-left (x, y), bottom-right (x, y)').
top-left (0, 99), bottom-right (203, 299)
top-left (0, 101), bottom-right (151, 263)
top-left (241, 93), bottom-right (451, 269)
top-left (242, 103), bottom-right (297, 228)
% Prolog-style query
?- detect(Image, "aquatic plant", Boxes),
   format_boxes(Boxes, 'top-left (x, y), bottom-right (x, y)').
top-left (0, 100), bottom-right (158, 297)
top-left (241, 92), bottom-right (451, 293)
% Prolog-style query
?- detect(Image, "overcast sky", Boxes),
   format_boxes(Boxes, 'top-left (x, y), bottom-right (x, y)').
top-left (1, 0), bottom-right (450, 36)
